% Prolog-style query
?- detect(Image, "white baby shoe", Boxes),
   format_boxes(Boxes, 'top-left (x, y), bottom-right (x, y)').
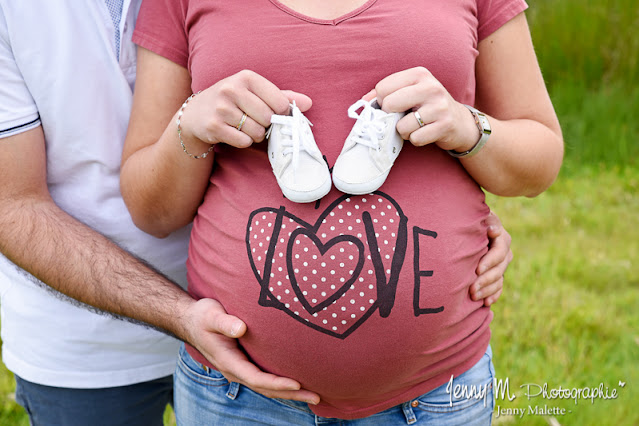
top-left (332, 99), bottom-right (404, 195)
top-left (267, 102), bottom-right (331, 203)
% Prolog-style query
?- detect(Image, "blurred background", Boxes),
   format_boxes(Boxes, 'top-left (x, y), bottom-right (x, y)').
top-left (484, 0), bottom-right (638, 424)
top-left (486, 0), bottom-right (638, 424)
top-left (1, 0), bottom-right (637, 424)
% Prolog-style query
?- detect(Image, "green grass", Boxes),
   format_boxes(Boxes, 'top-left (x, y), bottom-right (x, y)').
top-left (0, 364), bottom-right (28, 426)
top-left (528, 0), bottom-right (639, 90)
top-left (527, 0), bottom-right (639, 172)
top-left (487, 166), bottom-right (639, 425)
top-left (551, 83), bottom-right (639, 173)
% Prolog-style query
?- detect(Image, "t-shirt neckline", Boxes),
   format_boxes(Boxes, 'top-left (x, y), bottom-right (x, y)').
top-left (268, 0), bottom-right (378, 25)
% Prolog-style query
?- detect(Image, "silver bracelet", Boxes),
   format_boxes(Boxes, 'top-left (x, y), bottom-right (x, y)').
top-left (177, 91), bottom-right (214, 159)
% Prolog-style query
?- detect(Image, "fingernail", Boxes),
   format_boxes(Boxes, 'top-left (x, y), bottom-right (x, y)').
top-left (230, 321), bottom-right (242, 336)
top-left (307, 399), bottom-right (319, 405)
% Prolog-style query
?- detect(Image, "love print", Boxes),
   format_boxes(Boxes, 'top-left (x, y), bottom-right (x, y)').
top-left (246, 192), bottom-right (442, 338)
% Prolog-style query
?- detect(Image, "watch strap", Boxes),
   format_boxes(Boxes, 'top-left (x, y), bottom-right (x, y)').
top-left (448, 105), bottom-right (491, 158)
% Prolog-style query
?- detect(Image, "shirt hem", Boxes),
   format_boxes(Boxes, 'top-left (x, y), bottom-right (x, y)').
top-left (478, 1), bottom-right (528, 41)
top-left (132, 31), bottom-right (189, 69)
top-left (0, 115), bottom-right (41, 139)
top-left (2, 346), bottom-right (177, 389)
top-left (309, 333), bottom-right (491, 419)
top-left (186, 330), bottom-right (491, 419)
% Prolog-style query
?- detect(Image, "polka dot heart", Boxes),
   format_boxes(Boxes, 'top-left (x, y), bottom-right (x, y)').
top-left (288, 229), bottom-right (365, 315)
top-left (246, 192), bottom-right (408, 339)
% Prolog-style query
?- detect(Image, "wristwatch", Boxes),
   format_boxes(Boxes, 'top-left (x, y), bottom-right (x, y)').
top-left (448, 105), bottom-right (491, 158)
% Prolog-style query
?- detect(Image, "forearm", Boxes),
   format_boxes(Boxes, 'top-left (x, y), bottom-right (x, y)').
top-left (459, 115), bottom-right (563, 197)
top-left (462, 12), bottom-right (563, 197)
top-left (121, 114), bottom-right (214, 238)
top-left (121, 48), bottom-right (213, 238)
top-left (123, 51), bottom-right (317, 239)
top-left (0, 194), bottom-right (195, 340)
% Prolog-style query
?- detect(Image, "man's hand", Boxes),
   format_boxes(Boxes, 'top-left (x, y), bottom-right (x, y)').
top-left (470, 212), bottom-right (513, 306)
top-left (182, 298), bottom-right (321, 404)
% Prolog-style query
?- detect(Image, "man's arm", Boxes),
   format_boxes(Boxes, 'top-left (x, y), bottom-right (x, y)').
top-left (0, 127), bottom-right (320, 403)
top-left (0, 127), bottom-right (192, 332)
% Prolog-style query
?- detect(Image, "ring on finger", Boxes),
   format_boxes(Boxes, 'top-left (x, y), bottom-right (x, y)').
top-left (413, 110), bottom-right (426, 128)
top-left (236, 113), bottom-right (248, 131)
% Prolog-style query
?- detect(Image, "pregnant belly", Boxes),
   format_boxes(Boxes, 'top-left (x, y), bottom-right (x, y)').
top-left (187, 189), bottom-right (491, 405)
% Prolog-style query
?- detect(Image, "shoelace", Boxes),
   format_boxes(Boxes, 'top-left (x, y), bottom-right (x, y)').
top-left (347, 99), bottom-right (387, 151)
top-left (268, 101), bottom-right (317, 173)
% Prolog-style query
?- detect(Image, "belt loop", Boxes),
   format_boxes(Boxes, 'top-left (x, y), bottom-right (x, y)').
top-left (402, 401), bottom-right (417, 425)
top-left (226, 382), bottom-right (240, 400)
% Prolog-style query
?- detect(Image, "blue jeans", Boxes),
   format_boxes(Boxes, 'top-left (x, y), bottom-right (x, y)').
top-left (14, 374), bottom-right (173, 426)
top-left (174, 344), bottom-right (495, 425)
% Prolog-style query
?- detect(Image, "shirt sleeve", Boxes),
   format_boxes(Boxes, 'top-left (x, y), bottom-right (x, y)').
top-left (477, 0), bottom-right (528, 41)
top-left (132, 0), bottom-right (189, 68)
top-left (0, 5), bottom-right (40, 139)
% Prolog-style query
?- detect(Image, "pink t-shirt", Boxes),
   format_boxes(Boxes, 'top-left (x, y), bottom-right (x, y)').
top-left (134, 0), bottom-right (527, 419)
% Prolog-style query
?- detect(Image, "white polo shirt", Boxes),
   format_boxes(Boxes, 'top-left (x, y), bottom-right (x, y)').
top-left (0, 0), bottom-right (192, 388)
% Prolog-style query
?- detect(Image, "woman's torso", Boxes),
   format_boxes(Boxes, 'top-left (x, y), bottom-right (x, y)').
top-left (168, 0), bottom-right (497, 418)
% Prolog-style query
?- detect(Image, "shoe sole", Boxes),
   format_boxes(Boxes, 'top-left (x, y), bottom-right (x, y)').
top-left (332, 170), bottom-right (390, 195)
top-left (279, 175), bottom-right (332, 203)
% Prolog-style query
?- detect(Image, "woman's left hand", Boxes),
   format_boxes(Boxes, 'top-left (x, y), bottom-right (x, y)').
top-left (371, 67), bottom-right (479, 154)
top-left (471, 212), bottom-right (513, 307)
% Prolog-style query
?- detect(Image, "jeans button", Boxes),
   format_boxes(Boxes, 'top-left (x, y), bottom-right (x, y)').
top-left (411, 400), bottom-right (419, 408)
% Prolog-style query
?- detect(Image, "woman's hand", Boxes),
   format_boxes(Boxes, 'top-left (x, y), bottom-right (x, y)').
top-left (365, 69), bottom-right (515, 307)
top-left (470, 212), bottom-right (513, 307)
top-left (179, 70), bottom-right (312, 150)
top-left (369, 15), bottom-right (563, 198)
top-left (122, 52), bottom-right (314, 237)
top-left (369, 67), bottom-right (479, 154)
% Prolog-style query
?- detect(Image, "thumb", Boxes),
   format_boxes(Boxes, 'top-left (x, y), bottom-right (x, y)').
top-left (282, 90), bottom-right (312, 112)
top-left (216, 313), bottom-right (247, 338)
top-left (362, 89), bottom-right (377, 102)
top-left (484, 211), bottom-right (503, 239)
top-left (205, 298), bottom-right (247, 338)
